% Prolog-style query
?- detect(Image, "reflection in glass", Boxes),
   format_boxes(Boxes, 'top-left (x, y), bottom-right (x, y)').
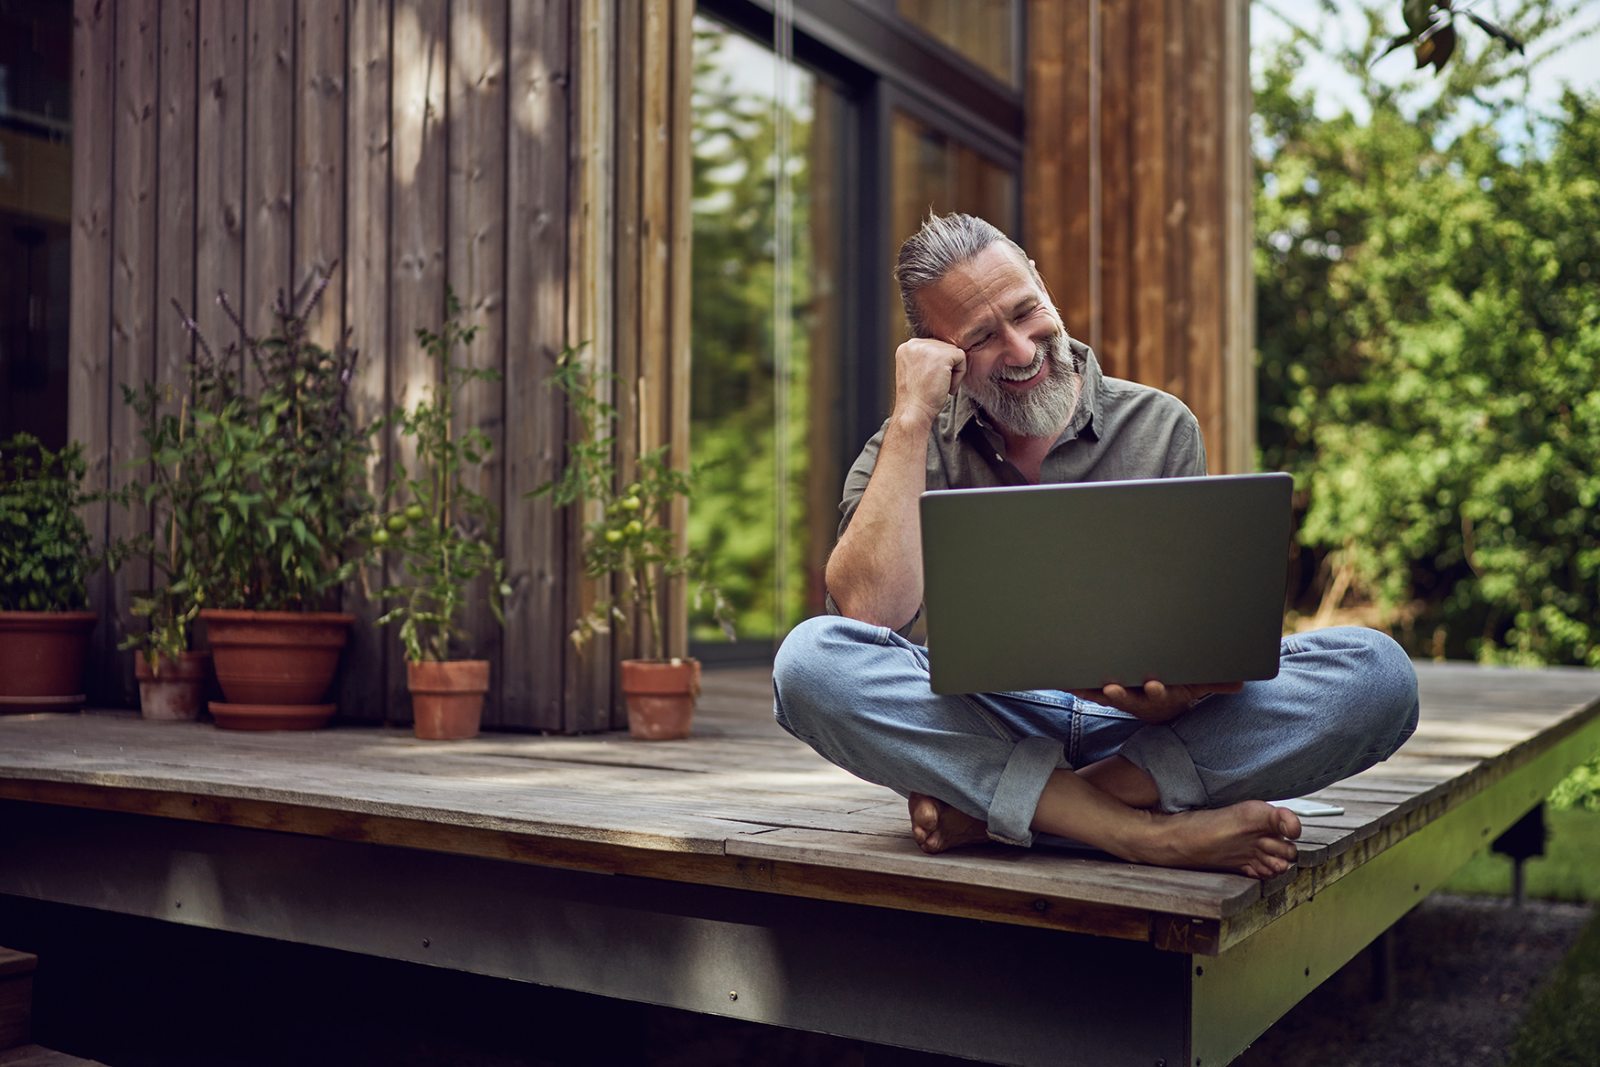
top-left (0, 2), bottom-right (73, 451)
top-left (896, 0), bottom-right (1018, 88)
top-left (888, 109), bottom-right (1016, 348)
top-left (689, 18), bottom-right (842, 645)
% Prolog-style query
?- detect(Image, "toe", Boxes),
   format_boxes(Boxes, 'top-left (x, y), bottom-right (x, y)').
top-left (1272, 805), bottom-right (1303, 839)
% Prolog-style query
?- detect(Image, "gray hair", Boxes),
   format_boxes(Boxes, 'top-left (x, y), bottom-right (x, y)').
top-left (893, 212), bottom-right (1032, 339)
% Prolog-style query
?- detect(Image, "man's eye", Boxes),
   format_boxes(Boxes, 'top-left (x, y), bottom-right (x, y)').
top-left (967, 335), bottom-right (993, 352)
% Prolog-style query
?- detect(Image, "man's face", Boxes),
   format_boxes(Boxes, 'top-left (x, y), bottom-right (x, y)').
top-left (918, 243), bottom-right (1079, 439)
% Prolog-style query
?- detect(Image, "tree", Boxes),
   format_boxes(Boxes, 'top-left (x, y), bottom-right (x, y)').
top-left (1256, 3), bottom-right (1600, 667)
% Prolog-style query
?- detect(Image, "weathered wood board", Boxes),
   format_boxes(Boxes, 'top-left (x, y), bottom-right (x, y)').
top-left (0, 662), bottom-right (1596, 951)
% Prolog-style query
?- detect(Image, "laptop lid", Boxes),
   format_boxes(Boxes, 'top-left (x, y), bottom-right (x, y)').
top-left (919, 473), bottom-right (1292, 695)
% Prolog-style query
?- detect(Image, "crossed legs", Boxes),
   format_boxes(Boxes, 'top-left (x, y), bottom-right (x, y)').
top-left (773, 616), bottom-right (1419, 879)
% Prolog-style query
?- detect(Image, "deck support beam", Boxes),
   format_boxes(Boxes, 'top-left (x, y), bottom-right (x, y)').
top-left (1190, 708), bottom-right (1600, 1065)
top-left (0, 799), bottom-right (1192, 1067)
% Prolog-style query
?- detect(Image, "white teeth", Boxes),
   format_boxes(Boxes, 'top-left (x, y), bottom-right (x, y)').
top-left (998, 357), bottom-right (1043, 382)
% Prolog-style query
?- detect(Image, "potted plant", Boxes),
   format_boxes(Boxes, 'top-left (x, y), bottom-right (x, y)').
top-left (117, 383), bottom-right (210, 721)
top-left (166, 267), bottom-right (374, 730)
top-left (531, 348), bottom-right (732, 740)
top-left (372, 291), bottom-right (507, 740)
top-left (0, 434), bottom-right (131, 713)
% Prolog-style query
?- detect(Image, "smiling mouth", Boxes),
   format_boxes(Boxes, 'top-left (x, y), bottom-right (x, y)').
top-left (995, 355), bottom-right (1047, 388)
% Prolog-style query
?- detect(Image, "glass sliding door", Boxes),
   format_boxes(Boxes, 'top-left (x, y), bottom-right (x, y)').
top-left (688, 16), bottom-right (844, 655)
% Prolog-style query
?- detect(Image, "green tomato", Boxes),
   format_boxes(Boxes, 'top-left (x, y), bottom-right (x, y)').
top-left (605, 529), bottom-right (623, 543)
top-left (625, 520), bottom-right (643, 537)
top-left (371, 528), bottom-right (391, 545)
top-left (405, 503), bottom-right (425, 521)
top-left (622, 496), bottom-right (642, 511)
top-left (386, 514), bottom-right (409, 532)
top-left (627, 483), bottom-right (642, 497)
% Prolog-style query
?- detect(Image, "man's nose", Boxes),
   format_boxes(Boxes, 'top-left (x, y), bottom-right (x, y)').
top-left (1000, 324), bottom-right (1036, 365)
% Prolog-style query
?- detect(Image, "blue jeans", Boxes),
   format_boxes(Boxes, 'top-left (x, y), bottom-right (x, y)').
top-left (772, 617), bottom-right (1420, 847)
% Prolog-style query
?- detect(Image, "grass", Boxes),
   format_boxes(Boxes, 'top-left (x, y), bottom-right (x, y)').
top-left (1439, 806), bottom-right (1600, 902)
top-left (1506, 905), bottom-right (1600, 1067)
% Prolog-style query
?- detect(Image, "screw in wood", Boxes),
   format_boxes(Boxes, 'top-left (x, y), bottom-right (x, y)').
top-left (729, 991), bottom-right (738, 1001)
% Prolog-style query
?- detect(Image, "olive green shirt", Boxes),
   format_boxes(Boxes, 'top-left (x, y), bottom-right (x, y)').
top-left (828, 342), bottom-right (1207, 627)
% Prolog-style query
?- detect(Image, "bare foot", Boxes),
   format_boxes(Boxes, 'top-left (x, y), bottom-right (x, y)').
top-left (907, 793), bottom-right (991, 854)
top-left (1121, 801), bottom-right (1303, 880)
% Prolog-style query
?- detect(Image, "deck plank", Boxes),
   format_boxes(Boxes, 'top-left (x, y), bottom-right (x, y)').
top-left (0, 661), bottom-right (1596, 941)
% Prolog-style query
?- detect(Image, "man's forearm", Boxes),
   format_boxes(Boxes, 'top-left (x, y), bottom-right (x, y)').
top-left (825, 414), bottom-right (932, 628)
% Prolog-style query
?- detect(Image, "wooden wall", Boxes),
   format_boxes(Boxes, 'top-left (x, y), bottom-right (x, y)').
top-left (67, 0), bottom-right (1247, 728)
top-left (1025, 0), bottom-right (1254, 475)
top-left (69, 0), bottom-right (580, 729)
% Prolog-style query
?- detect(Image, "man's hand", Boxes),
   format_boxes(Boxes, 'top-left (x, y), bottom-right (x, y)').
top-left (894, 337), bottom-right (969, 428)
top-left (1069, 680), bottom-right (1245, 724)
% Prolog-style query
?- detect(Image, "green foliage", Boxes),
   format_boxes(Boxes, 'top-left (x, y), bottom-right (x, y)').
top-left (373, 291), bottom-right (507, 663)
top-left (141, 269), bottom-right (375, 619)
top-left (1256, 9), bottom-right (1600, 666)
top-left (1507, 902), bottom-right (1600, 1066)
top-left (688, 20), bottom-right (813, 639)
top-left (530, 346), bottom-right (733, 661)
top-left (118, 380), bottom-right (207, 668)
top-left (0, 434), bottom-right (125, 611)
top-left (1550, 754), bottom-right (1600, 813)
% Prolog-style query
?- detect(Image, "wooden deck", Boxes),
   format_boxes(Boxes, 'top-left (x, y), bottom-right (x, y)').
top-left (0, 660), bottom-right (1597, 1066)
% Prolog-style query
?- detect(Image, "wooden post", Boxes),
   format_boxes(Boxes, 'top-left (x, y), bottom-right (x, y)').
top-left (243, 0), bottom-right (296, 382)
top-left (194, 0), bottom-right (246, 363)
top-left (566, 0), bottom-right (615, 732)
top-left (69, 0), bottom-right (118, 705)
top-left (448, 0), bottom-right (509, 719)
top-left (296, 0), bottom-right (348, 352)
top-left (666, 0), bottom-right (694, 660)
top-left (503, 0), bottom-right (572, 731)
top-left (388, 0), bottom-right (448, 718)
top-left (341, 0), bottom-right (393, 723)
top-left (1221, 0), bottom-right (1255, 474)
top-left (108, 0), bottom-right (160, 706)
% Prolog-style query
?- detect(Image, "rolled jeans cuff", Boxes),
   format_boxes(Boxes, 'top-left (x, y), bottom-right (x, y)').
top-left (1119, 724), bottom-right (1208, 813)
top-left (986, 735), bottom-right (1067, 847)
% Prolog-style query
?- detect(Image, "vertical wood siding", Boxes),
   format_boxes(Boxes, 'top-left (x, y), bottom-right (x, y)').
top-left (1026, 0), bottom-right (1253, 474)
top-left (72, 0), bottom-right (1245, 727)
top-left (69, 0), bottom-right (117, 706)
top-left (70, 0), bottom-right (575, 730)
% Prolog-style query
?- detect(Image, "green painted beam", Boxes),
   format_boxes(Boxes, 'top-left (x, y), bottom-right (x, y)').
top-left (1190, 707), bottom-right (1600, 1067)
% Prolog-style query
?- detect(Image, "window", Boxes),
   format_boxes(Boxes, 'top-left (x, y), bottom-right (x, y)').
top-left (690, 1), bottom-right (1021, 658)
top-left (0, 0), bottom-right (73, 451)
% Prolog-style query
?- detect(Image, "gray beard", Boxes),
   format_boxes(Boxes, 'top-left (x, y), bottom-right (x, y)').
top-left (961, 330), bottom-right (1081, 438)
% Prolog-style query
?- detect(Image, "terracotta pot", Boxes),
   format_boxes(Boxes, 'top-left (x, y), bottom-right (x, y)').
top-left (134, 650), bottom-right (212, 722)
top-left (619, 658), bottom-right (701, 741)
top-left (407, 660), bottom-right (490, 740)
top-left (208, 701), bottom-right (337, 730)
top-left (199, 609), bottom-right (355, 706)
top-left (0, 611), bottom-right (98, 714)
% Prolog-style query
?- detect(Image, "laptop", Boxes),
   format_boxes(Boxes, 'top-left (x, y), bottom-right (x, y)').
top-left (919, 473), bottom-right (1293, 695)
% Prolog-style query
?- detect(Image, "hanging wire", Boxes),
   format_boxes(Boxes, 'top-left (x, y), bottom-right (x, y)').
top-left (772, 0), bottom-right (795, 645)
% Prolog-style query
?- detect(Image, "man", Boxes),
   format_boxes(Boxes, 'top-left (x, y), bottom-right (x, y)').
top-left (771, 213), bottom-right (1418, 880)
